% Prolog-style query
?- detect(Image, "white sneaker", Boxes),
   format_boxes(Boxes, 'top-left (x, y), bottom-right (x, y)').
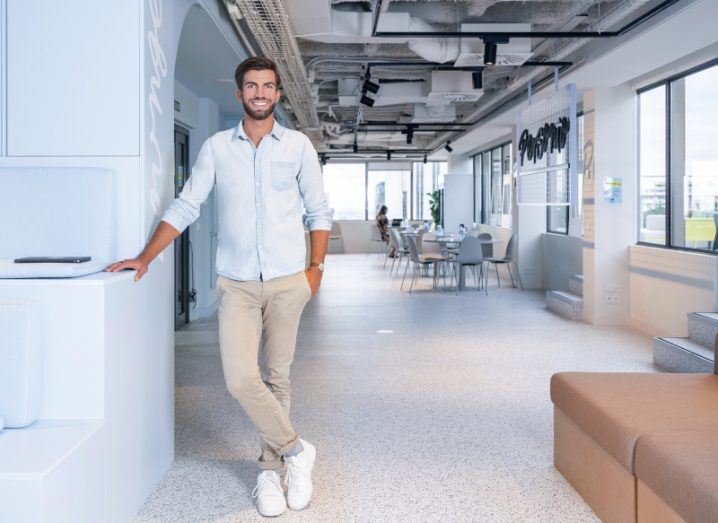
top-left (252, 470), bottom-right (287, 517)
top-left (285, 439), bottom-right (316, 510)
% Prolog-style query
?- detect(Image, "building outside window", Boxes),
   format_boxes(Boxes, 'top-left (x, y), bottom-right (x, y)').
top-left (638, 60), bottom-right (718, 252)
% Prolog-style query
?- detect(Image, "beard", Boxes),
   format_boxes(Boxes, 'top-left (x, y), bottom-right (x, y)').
top-left (242, 98), bottom-right (277, 121)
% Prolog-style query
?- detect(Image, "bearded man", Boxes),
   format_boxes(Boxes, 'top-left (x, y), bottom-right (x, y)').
top-left (106, 56), bottom-right (331, 517)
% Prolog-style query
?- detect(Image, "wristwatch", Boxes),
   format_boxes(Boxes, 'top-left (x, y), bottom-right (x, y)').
top-left (309, 262), bottom-right (325, 272)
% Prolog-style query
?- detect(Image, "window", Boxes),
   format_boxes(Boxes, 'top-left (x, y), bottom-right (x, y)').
top-left (547, 114), bottom-right (583, 235)
top-left (473, 154), bottom-right (482, 223)
top-left (472, 142), bottom-right (512, 226)
top-left (638, 60), bottom-right (718, 252)
top-left (322, 161), bottom-right (447, 221)
top-left (323, 163), bottom-right (366, 220)
top-left (367, 169), bottom-right (410, 221)
top-left (411, 162), bottom-right (446, 221)
top-left (638, 86), bottom-right (667, 244)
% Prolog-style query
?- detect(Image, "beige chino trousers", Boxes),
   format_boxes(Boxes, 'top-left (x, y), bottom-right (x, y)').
top-left (217, 271), bottom-right (311, 470)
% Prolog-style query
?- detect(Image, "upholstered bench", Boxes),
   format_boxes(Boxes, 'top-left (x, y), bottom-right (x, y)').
top-left (635, 430), bottom-right (718, 523)
top-left (550, 372), bottom-right (718, 522)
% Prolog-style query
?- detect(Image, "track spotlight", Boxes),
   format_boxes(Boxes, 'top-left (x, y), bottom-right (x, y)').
top-left (360, 94), bottom-right (375, 107)
top-left (353, 138), bottom-right (359, 153)
top-left (483, 42), bottom-right (497, 65)
top-left (362, 79), bottom-right (380, 94)
top-left (406, 129), bottom-right (414, 145)
top-left (423, 155), bottom-right (428, 164)
top-left (472, 71), bottom-right (483, 89)
top-left (444, 142), bottom-right (453, 153)
top-left (387, 150), bottom-right (392, 161)
top-left (319, 154), bottom-right (327, 166)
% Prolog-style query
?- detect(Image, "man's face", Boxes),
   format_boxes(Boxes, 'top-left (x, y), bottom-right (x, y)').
top-left (236, 69), bottom-right (281, 121)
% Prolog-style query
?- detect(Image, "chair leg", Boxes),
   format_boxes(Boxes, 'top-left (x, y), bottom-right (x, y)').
top-left (495, 262), bottom-right (501, 287)
top-left (401, 258), bottom-right (410, 290)
top-left (390, 254), bottom-right (397, 275)
top-left (512, 262), bottom-right (524, 291)
top-left (507, 263), bottom-right (515, 288)
top-left (410, 263), bottom-right (418, 293)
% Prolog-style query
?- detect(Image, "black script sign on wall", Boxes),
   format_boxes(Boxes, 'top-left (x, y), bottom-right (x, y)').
top-left (518, 117), bottom-right (570, 166)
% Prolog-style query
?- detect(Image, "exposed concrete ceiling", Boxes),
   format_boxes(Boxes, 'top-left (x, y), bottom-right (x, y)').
top-left (220, 0), bottom-right (696, 157)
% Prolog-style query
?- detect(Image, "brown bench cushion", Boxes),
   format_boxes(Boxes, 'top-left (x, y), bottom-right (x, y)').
top-left (550, 373), bottom-right (718, 472)
top-left (636, 431), bottom-right (718, 523)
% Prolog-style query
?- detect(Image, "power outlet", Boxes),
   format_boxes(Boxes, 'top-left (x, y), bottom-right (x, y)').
top-left (605, 294), bottom-right (621, 304)
top-left (605, 283), bottom-right (621, 292)
top-left (524, 266), bottom-right (535, 274)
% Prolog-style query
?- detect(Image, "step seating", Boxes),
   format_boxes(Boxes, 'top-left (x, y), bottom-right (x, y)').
top-left (551, 366), bottom-right (718, 523)
top-left (546, 274), bottom-right (583, 321)
top-left (0, 420), bottom-right (105, 523)
top-left (654, 312), bottom-right (717, 373)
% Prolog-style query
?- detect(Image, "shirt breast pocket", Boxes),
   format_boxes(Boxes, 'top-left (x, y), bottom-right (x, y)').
top-left (271, 161), bottom-right (298, 191)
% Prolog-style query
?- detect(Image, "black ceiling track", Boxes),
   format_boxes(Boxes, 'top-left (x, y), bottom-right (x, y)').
top-left (365, 60), bottom-right (573, 73)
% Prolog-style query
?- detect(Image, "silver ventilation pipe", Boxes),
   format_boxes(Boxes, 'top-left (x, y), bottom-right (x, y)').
top-left (427, 0), bottom-right (654, 152)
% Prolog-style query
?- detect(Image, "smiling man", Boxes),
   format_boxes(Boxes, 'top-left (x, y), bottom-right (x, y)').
top-left (106, 56), bottom-right (331, 517)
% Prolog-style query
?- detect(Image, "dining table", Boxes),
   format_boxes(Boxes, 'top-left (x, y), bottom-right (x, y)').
top-left (423, 236), bottom-right (503, 290)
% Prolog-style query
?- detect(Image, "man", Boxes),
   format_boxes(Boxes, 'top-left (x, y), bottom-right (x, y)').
top-left (106, 56), bottom-right (331, 517)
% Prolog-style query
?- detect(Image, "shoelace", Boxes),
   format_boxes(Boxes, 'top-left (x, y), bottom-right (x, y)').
top-left (252, 474), bottom-right (280, 499)
top-left (284, 458), bottom-right (308, 488)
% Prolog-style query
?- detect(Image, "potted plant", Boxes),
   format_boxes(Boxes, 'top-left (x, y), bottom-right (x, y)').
top-left (427, 189), bottom-right (442, 227)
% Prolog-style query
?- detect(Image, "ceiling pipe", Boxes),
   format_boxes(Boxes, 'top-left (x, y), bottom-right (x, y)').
top-left (372, 0), bottom-right (682, 39)
top-left (425, 0), bottom-right (669, 153)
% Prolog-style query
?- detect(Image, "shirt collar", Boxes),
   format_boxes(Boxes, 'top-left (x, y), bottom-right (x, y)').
top-left (234, 119), bottom-right (285, 142)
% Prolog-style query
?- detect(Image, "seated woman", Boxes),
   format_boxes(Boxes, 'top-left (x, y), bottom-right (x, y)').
top-left (375, 205), bottom-right (396, 257)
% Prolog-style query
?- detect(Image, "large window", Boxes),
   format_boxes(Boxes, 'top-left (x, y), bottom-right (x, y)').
top-left (412, 162), bottom-right (446, 221)
top-left (323, 163), bottom-right (366, 220)
top-left (367, 169), bottom-right (410, 221)
top-left (322, 161), bottom-right (446, 221)
top-left (638, 60), bottom-right (718, 252)
top-left (472, 142), bottom-right (512, 226)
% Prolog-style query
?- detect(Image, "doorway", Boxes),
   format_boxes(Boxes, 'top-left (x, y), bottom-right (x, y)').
top-left (174, 125), bottom-right (191, 330)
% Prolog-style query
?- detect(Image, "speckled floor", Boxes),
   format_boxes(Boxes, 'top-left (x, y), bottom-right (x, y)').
top-left (134, 254), bottom-right (656, 522)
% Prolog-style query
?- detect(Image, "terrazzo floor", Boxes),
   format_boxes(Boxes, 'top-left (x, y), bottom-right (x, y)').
top-left (134, 254), bottom-right (657, 522)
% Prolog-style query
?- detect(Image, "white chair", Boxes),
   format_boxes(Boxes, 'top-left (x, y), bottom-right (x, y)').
top-left (454, 236), bottom-right (487, 294)
top-left (401, 235), bottom-right (446, 293)
top-left (388, 228), bottom-right (409, 275)
top-left (486, 234), bottom-right (523, 290)
top-left (370, 224), bottom-right (386, 257)
top-left (329, 221), bottom-right (344, 254)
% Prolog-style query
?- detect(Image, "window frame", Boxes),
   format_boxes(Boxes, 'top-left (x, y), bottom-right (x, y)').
top-left (471, 140), bottom-right (511, 226)
top-left (322, 159), bottom-right (447, 221)
top-left (636, 57), bottom-right (718, 255)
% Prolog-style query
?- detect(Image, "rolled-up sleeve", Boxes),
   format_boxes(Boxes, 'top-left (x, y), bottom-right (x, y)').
top-left (161, 137), bottom-right (216, 233)
top-left (298, 136), bottom-right (333, 231)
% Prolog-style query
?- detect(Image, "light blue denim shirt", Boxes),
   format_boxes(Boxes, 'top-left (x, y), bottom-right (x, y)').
top-left (161, 120), bottom-right (332, 282)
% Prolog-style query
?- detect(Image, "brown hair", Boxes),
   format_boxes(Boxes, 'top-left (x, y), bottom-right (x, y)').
top-left (234, 56), bottom-right (281, 89)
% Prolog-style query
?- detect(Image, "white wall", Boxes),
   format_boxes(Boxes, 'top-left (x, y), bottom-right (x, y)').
top-left (447, 153), bottom-right (472, 175)
top-left (443, 173), bottom-right (474, 234)
top-left (542, 233), bottom-right (583, 291)
top-left (6, 1), bottom-right (140, 156)
top-left (581, 86), bottom-right (636, 325)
